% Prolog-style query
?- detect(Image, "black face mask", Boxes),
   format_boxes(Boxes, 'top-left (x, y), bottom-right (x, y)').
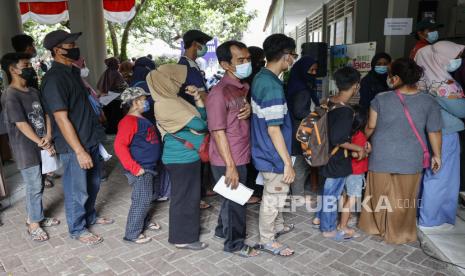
top-left (60, 47), bottom-right (81, 61)
top-left (20, 67), bottom-right (37, 83)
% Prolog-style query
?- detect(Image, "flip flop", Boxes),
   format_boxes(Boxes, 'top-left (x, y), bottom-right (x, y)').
top-left (275, 223), bottom-right (295, 239)
top-left (123, 234), bottom-right (152, 244)
top-left (73, 232), bottom-right (103, 245)
top-left (256, 242), bottom-right (294, 257)
top-left (40, 217), bottom-right (60, 227)
top-left (233, 245), bottom-right (260, 258)
top-left (146, 222), bottom-right (161, 231)
top-left (28, 227), bottom-right (49, 242)
top-left (328, 230), bottom-right (353, 242)
top-left (94, 217), bottom-right (115, 225)
top-left (175, 241), bottom-right (208, 250)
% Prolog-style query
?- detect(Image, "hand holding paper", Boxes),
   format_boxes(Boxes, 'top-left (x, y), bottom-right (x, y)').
top-left (213, 176), bottom-right (253, 206)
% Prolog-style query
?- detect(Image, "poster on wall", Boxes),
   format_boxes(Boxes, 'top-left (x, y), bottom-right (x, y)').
top-left (328, 42), bottom-right (377, 97)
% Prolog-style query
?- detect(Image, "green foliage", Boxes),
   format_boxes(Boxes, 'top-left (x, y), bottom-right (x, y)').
top-left (112, 0), bottom-right (255, 58)
top-left (154, 56), bottom-right (178, 66)
top-left (19, 0), bottom-right (255, 61)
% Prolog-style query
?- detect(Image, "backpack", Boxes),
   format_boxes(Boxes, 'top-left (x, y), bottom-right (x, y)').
top-left (296, 99), bottom-right (351, 167)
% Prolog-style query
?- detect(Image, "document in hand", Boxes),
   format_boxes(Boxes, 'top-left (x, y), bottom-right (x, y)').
top-left (99, 91), bottom-right (120, 106)
top-left (99, 143), bottom-right (112, 161)
top-left (213, 176), bottom-right (253, 205)
top-left (41, 150), bottom-right (61, 174)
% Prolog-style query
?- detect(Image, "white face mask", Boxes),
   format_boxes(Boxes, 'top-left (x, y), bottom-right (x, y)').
top-left (387, 77), bottom-right (395, 89)
top-left (80, 67), bottom-right (90, 78)
top-left (446, 58), bottom-right (462, 73)
top-left (233, 62), bottom-right (252, 79)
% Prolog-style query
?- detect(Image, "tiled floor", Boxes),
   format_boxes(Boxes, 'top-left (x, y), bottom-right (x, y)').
top-left (0, 144), bottom-right (463, 275)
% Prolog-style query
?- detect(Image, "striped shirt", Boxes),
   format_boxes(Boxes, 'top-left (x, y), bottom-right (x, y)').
top-left (251, 68), bottom-right (292, 174)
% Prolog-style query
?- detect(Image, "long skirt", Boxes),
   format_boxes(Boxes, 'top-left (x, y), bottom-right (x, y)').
top-left (359, 172), bottom-right (421, 244)
top-left (419, 132), bottom-right (460, 227)
top-left (165, 161), bottom-right (201, 244)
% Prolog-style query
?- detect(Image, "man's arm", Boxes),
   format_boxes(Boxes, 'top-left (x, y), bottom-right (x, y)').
top-left (15, 122), bottom-right (42, 145)
top-left (267, 125), bottom-right (295, 184)
top-left (212, 130), bottom-right (239, 189)
top-left (53, 110), bottom-right (93, 169)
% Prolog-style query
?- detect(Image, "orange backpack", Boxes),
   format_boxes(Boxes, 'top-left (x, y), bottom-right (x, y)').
top-left (296, 100), bottom-right (350, 167)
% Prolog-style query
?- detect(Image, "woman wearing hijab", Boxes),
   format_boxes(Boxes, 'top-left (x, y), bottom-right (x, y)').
top-left (147, 64), bottom-right (208, 250)
top-left (97, 57), bottom-right (129, 134)
top-left (415, 41), bottom-right (465, 229)
top-left (286, 56), bottom-right (318, 199)
top-left (359, 53), bottom-right (392, 111)
top-left (120, 61), bottom-right (134, 84)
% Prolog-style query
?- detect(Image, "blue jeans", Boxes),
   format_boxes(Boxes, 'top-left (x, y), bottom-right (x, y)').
top-left (319, 177), bottom-right (346, 232)
top-left (20, 165), bottom-right (44, 223)
top-left (60, 145), bottom-right (101, 238)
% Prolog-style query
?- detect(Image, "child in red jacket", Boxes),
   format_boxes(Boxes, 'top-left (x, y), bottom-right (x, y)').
top-left (114, 87), bottom-right (161, 244)
top-left (338, 105), bottom-right (369, 237)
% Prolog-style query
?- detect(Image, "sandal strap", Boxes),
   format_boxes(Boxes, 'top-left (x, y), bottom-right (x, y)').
top-left (29, 227), bottom-right (48, 240)
top-left (40, 217), bottom-right (59, 227)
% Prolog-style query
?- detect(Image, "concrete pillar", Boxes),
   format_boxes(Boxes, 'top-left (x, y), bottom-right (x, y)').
top-left (384, 0), bottom-right (411, 59)
top-left (0, 0), bottom-right (22, 58)
top-left (68, 0), bottom-right (107, 86)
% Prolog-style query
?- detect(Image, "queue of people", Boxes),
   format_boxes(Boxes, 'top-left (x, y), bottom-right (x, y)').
top-left (0, 21), bottom-right (465, 260)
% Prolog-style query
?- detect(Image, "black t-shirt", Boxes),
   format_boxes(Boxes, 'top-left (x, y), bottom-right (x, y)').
top-left (1, 87), bottom-right (44, 169)
top-left (320, 104), bottom-right (354, 178)
top-left (41, 62), bottom-right (105, 153)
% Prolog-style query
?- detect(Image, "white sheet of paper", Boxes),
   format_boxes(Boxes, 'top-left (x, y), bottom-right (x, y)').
top-left (99, 143), bottom-right (112, 161)
top-left (213, 176), bottom-right (253, 206)
top-left (255, 156), bottom-right (296, 186)
top-left (41, 150), bottom-right (61, 174)
top-left (99, 91), bottom-right (120, 106)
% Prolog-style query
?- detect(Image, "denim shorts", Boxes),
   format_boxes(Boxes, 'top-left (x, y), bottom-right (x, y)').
top-left (345, 174), bottom-right (365, 197)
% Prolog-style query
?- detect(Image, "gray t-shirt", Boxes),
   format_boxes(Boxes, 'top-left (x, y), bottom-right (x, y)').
top-left (369, 91), bottom-right (443, 174)
top-left (1, 87), bottom-right (45, 170)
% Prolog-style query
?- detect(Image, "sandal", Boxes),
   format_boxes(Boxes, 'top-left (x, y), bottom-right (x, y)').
top-left (28, 226), bottom-right (49, 242)
top-left (44, 177), bottom-right (54, 188)
top-left (275, 223), bottom-right (295, 239)
top-left (40, 217), bottom-right (60, 227)
top-left (256, 241), bottom-right (294, 257)
top-left (94, 217), bottom-right (115, 225)
top-left (325, 230), bottom-right (353, 242)
top-left (123, 234), bottom-right (152, 244)
top-left (200, 200), bottom-right (211, 210)
top-left (233, 245), bottom-right (260, 258)
top-left (312, 217), bottom-right (320, 229)
top-left (146, 222), bottom-right (161, 231)
top-left (175, 241), bottom-right (208, 250)
top-left (338, 227), bottom-right (361, 238)
top-left (74, 232), bottom-right (103, 245)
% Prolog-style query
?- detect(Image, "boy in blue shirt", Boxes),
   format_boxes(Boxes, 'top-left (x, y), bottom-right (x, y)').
top-left (251, 34), bottom-right (297, 257)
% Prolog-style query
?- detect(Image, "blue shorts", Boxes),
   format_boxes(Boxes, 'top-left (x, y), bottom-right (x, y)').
top-left (345, 174), bottom-right (365, 197)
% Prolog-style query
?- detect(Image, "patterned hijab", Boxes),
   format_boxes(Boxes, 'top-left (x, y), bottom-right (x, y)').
top-left (415, 41), bottom-right (465, 98)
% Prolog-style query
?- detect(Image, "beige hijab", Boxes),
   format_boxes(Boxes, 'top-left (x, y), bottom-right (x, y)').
top-left (146, 64), bottom-right (201, 138)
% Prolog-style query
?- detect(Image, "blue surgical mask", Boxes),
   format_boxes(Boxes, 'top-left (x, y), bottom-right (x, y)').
top-left (197, 44), bottom-right (208, 57)
top-left (374, 65), bottom-right (388, 75)
top-left (233, 62), bottom-right (252, 79)
top-left (426, 31), bottom-right (439, 44)
top-left (446, 58), bottom-right (462, 72)
top-left (143, 100), bottom-right (150, 112)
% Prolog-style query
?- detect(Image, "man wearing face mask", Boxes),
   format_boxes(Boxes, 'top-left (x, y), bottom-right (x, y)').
top-left (251, 34), bottom-right (297, 257)
top-left (409, 18), bottom-right (444, 59)
top-left (206, 41), bottom-right (259, 257)
top-left (178, 30), bottom-right (212, 106)
top-left (11, 34), bottom-right (39, 89)
top-left (40, 30), bottom-right (110, 245)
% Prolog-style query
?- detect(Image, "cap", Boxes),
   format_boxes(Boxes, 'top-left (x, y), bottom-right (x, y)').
top-left (411, 18), bottom-right (444, 34)
top-left (120, 87), bottom-right (150, 106)
top-left (43, 30), bottom-right (82, 50)
top-left (182, 30), bottom-right (212, 46)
